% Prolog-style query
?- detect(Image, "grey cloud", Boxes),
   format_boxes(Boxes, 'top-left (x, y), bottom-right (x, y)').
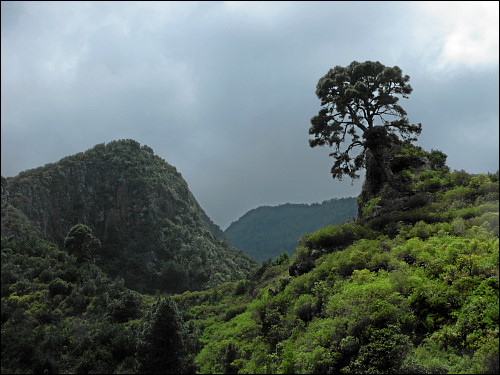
top-left (2, 2), bottom-right (498, 228)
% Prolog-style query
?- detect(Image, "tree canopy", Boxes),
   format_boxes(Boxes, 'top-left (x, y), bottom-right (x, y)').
top-left (136, 297), bottom-right (193, 374)
top-left (64, 223), bottom-right (101, 263)
top-left (309, 61), bottom-right (422, 182)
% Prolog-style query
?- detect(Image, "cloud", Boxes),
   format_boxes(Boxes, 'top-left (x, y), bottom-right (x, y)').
top-left (411, 1), bottom-right (499, 70)
top-left (1, 1), bottom-right (498, 228)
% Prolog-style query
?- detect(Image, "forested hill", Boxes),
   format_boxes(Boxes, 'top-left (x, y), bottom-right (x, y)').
top-left (174, 143), bottom-right (499, 374)
top-left (2, 58), bottom-right (498, 374)
top-left (224, 198), bottom-right (357, 262)
top-left (1, 140), bottom-right (498, 374)
top-left (1, 139), bottom-right (255, 294)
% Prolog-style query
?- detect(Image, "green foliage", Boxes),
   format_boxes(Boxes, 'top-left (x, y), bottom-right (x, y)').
top-left (2, 139), bottom-right (499, 374)
top-left (344, 325), bottom-right (413, 374)
top-left (428, 149), bottom-right (448, 170)
top-left (300, 221), bottom-right (373, 250)
top-left (362, 196), bottom-right (382, 217)
top-left (3, 139), bottom-right (256, 294)
top-left (64, 223), bottom-right (101, 263)
top-left (1, 229), bottom-right (144, 373)
top-left (107, 289), bottom-right (143, 323)
top-left (173, 161), bottom-right (499, 374)
top-left (136, 297), bottom-right (195, 374)
top-left (48, 277), bottom-right (72, 297)
top-left (309, 61), bottom-right (422, 181)
top-left (389, 142), bottom-right (428, 172)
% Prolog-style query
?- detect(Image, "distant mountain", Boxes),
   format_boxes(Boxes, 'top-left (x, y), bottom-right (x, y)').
top-left (224, 198), bottom-right (357, 262)
top-left (1, 139), bottom-right (256, 293)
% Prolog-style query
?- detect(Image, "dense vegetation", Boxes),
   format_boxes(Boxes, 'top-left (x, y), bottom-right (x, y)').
top-left (225, 198), bottom-right (357, 262)
top-left (1, 140), bottom-right (255, 294)
top-left (1, 205), bottom-right (143, 373)
top-left (2, 58), bottom-right (498, 373)
top-left (175, 147), bottom-right (499, 374)
top-left (1, 140), bottom-right (498, 374)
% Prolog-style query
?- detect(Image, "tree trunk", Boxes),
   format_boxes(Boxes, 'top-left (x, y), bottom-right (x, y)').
top-left (359, 147), bottom-right (399, 217)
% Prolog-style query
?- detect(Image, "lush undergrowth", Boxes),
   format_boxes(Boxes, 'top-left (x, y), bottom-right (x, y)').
top-left (175, 168), bottom-right (499, 374)
top-left (1, 220), bottom-right (145, 373)
top-left (2, 149), bottom-right (498, 374)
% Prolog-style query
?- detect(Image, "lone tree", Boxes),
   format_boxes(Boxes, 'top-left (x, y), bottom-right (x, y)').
top-left (309, 61), bottom-right (422, 188)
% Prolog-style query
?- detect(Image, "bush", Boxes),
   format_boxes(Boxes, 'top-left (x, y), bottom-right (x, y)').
top-left (301, 222), bottom-right (372, 250)
top-left (48, 278), bottom-right (71, 297)
top-left (289, 246), bottom-right (315, 277)
top-left (406, 193), bottom-right (432, 210)
top-left (428, 149), bottom-right (448, 170)
top-left (293, 294), bottom-right (316, 322)
top-left (443, 186), bottom-right (474, 202)
top-left (414, 177), bottom-right (444, 192)
top-left (362, 197), bottom-right (382, 217)
top-left (107, 290), bottom-right (142, 323)
top-left (222, 305), bottom-right (247, 322)
top-left (446, 170), bottom-right (471, 186)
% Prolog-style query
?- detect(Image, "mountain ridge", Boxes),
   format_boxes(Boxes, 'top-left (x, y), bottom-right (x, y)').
top-left (224, 197), bottom-right (358, 262)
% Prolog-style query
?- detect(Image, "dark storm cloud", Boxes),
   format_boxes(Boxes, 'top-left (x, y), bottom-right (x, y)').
top-left (2, 1), bottom-right (498, 228)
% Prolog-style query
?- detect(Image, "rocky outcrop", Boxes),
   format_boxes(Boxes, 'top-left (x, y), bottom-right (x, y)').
top-left (358, 137), bottom-right (433, 219)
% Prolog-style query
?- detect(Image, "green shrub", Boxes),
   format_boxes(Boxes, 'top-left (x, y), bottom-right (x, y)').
top-left (428, 149), bottom-right (448, 170)
top-left (222, 304), bottom-right (247, 322)
top-left (362, 197), bottom-right (382, 217)
top-left (293, 294), bottom-right (317, 322)
top-left (366, 208), bottom-right (445, 234)
top-left (106, 290), bottom-right (142, 323)
top-left (414, 177), bottom-right (444, 192)
top-left (301, 222), bottom-right (372, 250)
top-left (470, 212), bottom-right (499, 236)
top-left (48, 278), bottom-right (71, 298)
top-left (446, 170), bottom-right (471, 186)
top-left (443, 185), bottom-right (474, 202)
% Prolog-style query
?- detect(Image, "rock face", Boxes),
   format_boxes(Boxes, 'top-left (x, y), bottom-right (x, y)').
top-left (1, 139), bottom-right (256, 293)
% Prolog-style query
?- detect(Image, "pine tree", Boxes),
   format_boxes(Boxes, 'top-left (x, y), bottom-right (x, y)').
top-left (136, 297), bottom-right (191, 374)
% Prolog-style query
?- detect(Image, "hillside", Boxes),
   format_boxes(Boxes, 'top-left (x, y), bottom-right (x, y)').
top-left (174, 144), bottom-right (499, 374)
top-left (225, 198), bottom-right (357, 262)
top-left (1, 139), bottom-right (256, 293)
top-left (1, 141), bottom-right (498, 374)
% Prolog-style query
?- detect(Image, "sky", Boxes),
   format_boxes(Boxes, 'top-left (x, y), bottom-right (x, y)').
top-left (1, 1), bottom-right (499, 229)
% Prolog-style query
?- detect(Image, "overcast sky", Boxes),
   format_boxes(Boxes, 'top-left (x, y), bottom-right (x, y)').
top-left (2, 1), bottom-right (499, 229)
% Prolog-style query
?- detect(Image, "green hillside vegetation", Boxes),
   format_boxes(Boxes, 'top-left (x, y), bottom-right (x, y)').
top-left (1, 209), bottom-right (204, 373)
top-left (1, 140), bottom-right (255, 294)
top-left (1, 206), bottom-right (143, 373)
top-left (1, 145), bottom-right (498, 374)
top-left (174, 145), bottom-right (499, 374)
top-left (1, 60), bottom-right (498, 374)
top-left (224, 198), bottom-right (357, 262)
